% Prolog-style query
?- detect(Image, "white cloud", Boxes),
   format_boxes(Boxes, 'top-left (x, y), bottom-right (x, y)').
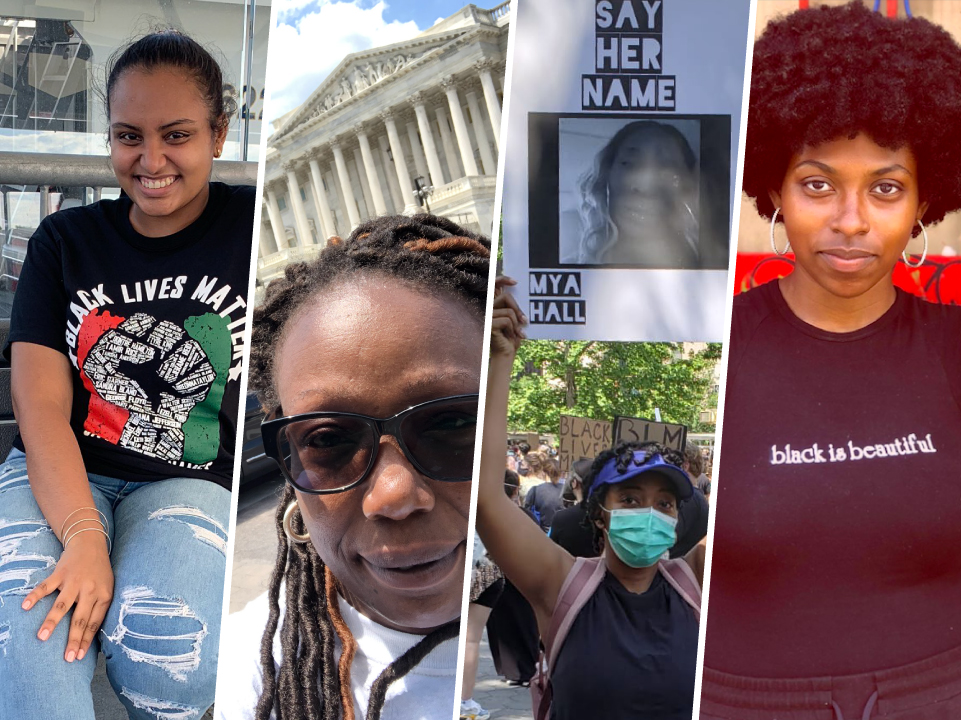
top-left (264, 1), bottom-right (422, 126)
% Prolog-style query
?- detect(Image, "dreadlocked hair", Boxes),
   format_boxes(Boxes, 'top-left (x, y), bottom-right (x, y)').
top-left (252, 214), bottom-right (490, 720)
top-left (249, 213), bottom-right (491, 411)
top-left (581, 441), bottom-right (685, 554)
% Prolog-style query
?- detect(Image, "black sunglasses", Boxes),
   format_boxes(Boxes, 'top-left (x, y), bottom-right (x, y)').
top-left (261, 394), bottom-right (479, 494)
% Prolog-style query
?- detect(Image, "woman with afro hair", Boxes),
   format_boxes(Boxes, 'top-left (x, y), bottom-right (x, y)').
top-left (215, 214), bottom-right (489, 720)
top-left (703, 3), bottom-right (961, 719)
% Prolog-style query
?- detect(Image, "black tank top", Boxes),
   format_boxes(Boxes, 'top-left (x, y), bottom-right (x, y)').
top-left (549, 570), bottom-right (698, 719)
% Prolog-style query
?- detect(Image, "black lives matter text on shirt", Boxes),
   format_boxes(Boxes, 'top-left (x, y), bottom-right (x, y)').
top-left (583, 0), bottom-right (676, 111)
top-left (6, 183), bottom-right (255, 488)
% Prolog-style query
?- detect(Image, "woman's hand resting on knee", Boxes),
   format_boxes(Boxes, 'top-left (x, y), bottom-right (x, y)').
top-left (22, 531), bottom-right (114, 663)
top-left (12, 342), bottom-right (116, 663)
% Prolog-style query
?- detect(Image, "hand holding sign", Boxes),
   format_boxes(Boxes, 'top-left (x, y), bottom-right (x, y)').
top-left (491, 277), bottom-right (527, 358)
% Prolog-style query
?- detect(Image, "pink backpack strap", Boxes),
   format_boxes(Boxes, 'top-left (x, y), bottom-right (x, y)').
top-left (531, 557), bottom-right (606, 720)
top-left (658, 558), bottom-right (702, 622)
top-left (544, 556), bottom-right (606, 667)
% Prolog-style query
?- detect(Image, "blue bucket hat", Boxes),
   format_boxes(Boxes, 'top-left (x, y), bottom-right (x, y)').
top-left (588, 449), bottom-right (693, 501)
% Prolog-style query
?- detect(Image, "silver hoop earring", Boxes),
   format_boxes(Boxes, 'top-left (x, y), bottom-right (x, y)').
top-left (282, 502), bottom-right (310, 544)
top-left (902, 220), bottom-right (928, 269)
top-left (770, 207), bottom-right (791, 256)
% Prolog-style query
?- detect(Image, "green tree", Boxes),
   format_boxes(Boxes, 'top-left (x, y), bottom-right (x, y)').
top-left (507, 341), bottom-right (720, 436)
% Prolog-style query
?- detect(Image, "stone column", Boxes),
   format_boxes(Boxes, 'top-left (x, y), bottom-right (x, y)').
top-left (465, 87), bottom-right (496, 175)
top-left (327, 162), bottom-right (346, 236)
top-left (308, 149), bottom-right (335, 242)
top-left (435, 106), bottom-right (460, 181)
top-left (331, 140), bottom-right (361, 229)
top-left (377, 134), bottom-right (404, 212)
top-left (410, 92), bottom-right (446, 187)
top-left (356, 125), bottom-right (388, 216)
top-left (284, 162), bottom-right (312, 247)
top-left (441, 75), bottom-right (479, 177)
top-left (381, 109), bottom-right (420, 212)
top-left (405, 117), bottom-right (430, 181)
top-left (476, 58), bottom-right (502, 146)
top-left (264, 184), bottom-right (288, 250)
top-left (259, 218), bottom-right (276, 258)
top-left (351, 147), bottom-right (374, 221)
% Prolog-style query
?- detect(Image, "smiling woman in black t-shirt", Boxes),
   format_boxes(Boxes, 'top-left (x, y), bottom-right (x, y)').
top-left (703, 5), bottom-right (961, 720)
top-left (0, 32), bottom-right (252, 720)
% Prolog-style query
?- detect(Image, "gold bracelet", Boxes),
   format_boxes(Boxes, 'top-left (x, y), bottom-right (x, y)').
top-left (59, 507), bottom-right (108, 539)
top-left (61, 517), bottom-right (107, 543)
top-left (62, 526), bottom-right (112, 555)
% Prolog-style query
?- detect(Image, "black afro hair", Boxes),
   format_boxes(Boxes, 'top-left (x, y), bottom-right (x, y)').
top-left (745, 2), bottom-right (961, 229)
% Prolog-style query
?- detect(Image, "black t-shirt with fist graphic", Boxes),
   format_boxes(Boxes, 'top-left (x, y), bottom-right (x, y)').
top-left (7, 182), bottom-right (254, 489)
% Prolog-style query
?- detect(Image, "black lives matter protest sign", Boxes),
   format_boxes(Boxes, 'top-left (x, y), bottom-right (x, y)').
top-left (582, 0), bottom-right (675, 111)
top-left (559, 415), bottom-right (612, 474)
top-left (614, 415), bottom-right (687, 450)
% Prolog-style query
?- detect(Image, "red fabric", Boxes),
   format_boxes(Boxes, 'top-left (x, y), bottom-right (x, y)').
top-left (733, 253), bottom-right (961, 306)
top-left (77, 309), bottom-right (128, 443)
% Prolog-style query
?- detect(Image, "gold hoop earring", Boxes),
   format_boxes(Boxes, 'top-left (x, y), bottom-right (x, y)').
top-left (282, 502), bottom-right (310, 544)
top-left (902, 220), bottom-right (928, 269)
top-left (770, 207), bottom-right (791, 256)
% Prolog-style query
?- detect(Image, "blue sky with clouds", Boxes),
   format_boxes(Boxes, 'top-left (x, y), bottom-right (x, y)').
top-left (279, 0), bottom-right (465, 30)
top-left (265, 0), bottom-right (470, 128)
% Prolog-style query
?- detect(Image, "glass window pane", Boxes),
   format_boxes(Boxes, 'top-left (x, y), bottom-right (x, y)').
top-left (0, 0), bottom-right (269, 320)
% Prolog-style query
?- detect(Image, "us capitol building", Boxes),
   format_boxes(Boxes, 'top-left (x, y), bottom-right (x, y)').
top-left (256, 2), bottom-right (510, 288)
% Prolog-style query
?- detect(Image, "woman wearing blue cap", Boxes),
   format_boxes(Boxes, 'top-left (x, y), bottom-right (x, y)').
top-left (474, 280), bottom-right (704, 720)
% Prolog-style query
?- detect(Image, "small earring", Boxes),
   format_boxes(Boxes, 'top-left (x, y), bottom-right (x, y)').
top-left (770, 207), bottom-right (791, 256)
top-left (282, 502), bottom-right (310, 544)
top-left (902, 219), bottom-right (928, 269)
top-left (214, 147), bottom-right (222, 158)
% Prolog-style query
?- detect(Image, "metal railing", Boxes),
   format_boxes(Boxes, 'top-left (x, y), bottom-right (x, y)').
top-left (0, 152), bottom-right (257, 188)
top-left (0, 152), bottom-right (258, 280)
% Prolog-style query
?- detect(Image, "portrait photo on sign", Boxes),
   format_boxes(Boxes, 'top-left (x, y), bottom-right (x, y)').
top-left (527, 113), bottom-right (730, 270)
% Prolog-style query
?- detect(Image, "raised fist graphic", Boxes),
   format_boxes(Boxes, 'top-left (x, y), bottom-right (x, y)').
top-left (82, 313), bottom-right (216, 461)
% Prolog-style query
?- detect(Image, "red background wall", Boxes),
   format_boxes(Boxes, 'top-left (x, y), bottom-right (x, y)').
top-left (734, 254), bottom-right (961, 306)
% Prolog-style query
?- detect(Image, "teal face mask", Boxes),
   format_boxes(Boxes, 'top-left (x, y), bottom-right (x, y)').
top-left (602, 506), bottom-right (678, 568)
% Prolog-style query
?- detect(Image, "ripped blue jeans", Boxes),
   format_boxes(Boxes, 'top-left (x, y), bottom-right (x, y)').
top-left (0, 448), bottom-right (230, 720)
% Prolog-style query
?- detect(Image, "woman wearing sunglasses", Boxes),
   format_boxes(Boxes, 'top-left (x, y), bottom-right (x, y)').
top-left (217, 215), bottom-right (489, 720)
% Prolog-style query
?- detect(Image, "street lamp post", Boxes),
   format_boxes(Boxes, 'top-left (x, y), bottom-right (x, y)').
top-left (413, 175), bottom-right (433, 214)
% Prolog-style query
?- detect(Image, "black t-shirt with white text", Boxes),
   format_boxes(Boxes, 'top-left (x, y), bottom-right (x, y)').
top-left (706, 280), bottom-right (961, 677)
top-left (7, 183), bottom-right (254, 489)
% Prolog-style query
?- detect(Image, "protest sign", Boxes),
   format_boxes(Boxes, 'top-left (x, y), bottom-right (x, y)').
top-left (558, 414), bottom-right (612, 474)
top-left (613, 415), bottom-right (687, 450)
top-left (502, 0), bottom-right (750, 340)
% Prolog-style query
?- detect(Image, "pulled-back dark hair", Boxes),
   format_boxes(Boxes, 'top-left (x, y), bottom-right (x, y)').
top-left (746, 2), bottom-right (961, 229)
top-left (105, 29), bottom-right (236, 132)
top-left (583, 441), bottom-right (685, 554)
top-left (252, 214), bottom-right (490, 720)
